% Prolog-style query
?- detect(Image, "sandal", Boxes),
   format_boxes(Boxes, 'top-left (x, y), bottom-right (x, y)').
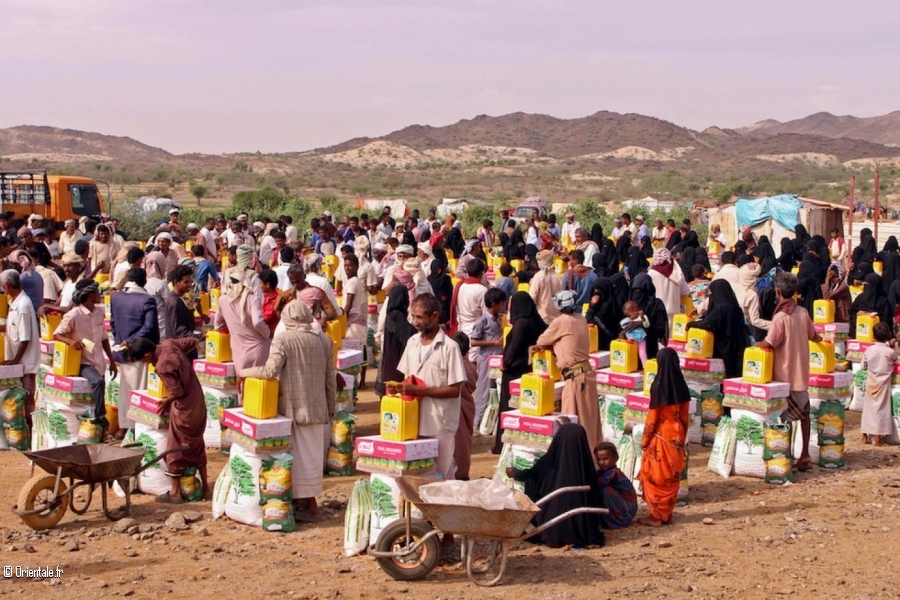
top-left (155, 491), bottom-right (184, 505)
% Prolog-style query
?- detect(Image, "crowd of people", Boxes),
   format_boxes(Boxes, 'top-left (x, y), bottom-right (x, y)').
top-left (4, 204), bottom-right (897, 542)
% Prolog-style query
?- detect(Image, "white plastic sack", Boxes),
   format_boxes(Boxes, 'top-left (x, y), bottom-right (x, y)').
top-left (631, 424), bottom-right (644, 496)
top-left (223, 445), bottom-right (286, 528)
top-left (792, 398), bottom-right (821, 462)
top-left (344, 479), bottom-right (372, 556)
top-left (478, 387), bottom-right (500, 436)
top-left (601, 395), bottom-right (626, 442)
top-left (369, 473), bottom-right (402, 545)
top-left (616, 434), bottom-right (637, 483)
top-left (732, 410), bottom-right (778, 479)
top-left (509, 445), bottom-right (545, 493)
top-left (30, 410), bottom-right (48, 451)
top-left (211, 464), bottom-right (232, 519)
top-left (687, 412), bottom-right (702, 445)
top-left (202, 387), bottom-right (238, 448)
top-left (44, 400), bottom-right (85, 449)
top-left (112, 429), bottom-right (138, 498)
top-left (135, 422), bottom-right (170, 495)
top-left (707, 416), bottom-right (737, 479)
top-left (418, 475), bottom-right (518, 510)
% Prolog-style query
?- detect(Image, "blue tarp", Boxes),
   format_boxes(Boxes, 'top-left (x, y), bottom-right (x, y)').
top-left (735, 194), bottom-right (803, 231)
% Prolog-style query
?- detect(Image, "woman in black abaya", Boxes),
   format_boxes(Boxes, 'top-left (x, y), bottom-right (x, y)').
top-left (375, 286), bottom-right (417, 396)
top-left (850, 273), bottom-right (894, 334)
top-left (507, 423), bottom-right (605, 548)
top-left (686, 279), bottom-right (750, 379)
top-left (492, 292), bottom-right (548, 454)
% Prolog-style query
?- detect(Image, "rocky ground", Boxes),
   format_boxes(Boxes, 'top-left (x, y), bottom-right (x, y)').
top-left (2, 392), bottom-right (900, 600)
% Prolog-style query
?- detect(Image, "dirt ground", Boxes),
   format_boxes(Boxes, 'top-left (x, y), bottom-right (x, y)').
top-left (3, 389), bottom-right (900, 600)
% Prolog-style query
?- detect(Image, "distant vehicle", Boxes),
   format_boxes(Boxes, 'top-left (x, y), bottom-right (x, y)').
top-left (137, 197), bottom-right (183, 214)
top-left (512, 196), bottom-right (548, 223)
top-left (0, 170), bottom-right (107, 227)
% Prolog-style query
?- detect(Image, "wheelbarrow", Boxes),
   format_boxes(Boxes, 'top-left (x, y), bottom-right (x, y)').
top-left (12, 443), bottom-right (188, 530)
top-left (369, 476), bottom-right (609, 587)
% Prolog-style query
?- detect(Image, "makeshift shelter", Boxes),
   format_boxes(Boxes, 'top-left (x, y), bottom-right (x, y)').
top-left (358, 198), bottom-right (409, 218)
top-left (706, 195), bottom-right (848, 255)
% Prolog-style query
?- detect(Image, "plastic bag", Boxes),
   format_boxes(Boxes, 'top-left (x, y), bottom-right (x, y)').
top-left (418, 475), bottom-right (518, 510)
top-left (211, 464), bottom-right (232, 519)
top-left (262, 499), bottom-right (295, 533)
top-left (617, 433), bottom-right (637, 481)
top-left (344, 478), bottom-right (372, 556)
top-left (817, 400), bottom-right (845, 445)
top-left (707, 415), bottom-right (737, 479)
top-left (762, 423), bottom-right (792, 460)
top-left (326, 411), bottom-right (356, 477)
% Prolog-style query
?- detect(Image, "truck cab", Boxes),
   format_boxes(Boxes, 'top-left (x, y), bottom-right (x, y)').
top-left (0, 170), bottom-right (105, 227)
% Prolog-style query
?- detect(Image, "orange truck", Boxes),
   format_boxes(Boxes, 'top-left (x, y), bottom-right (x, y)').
top-left (0, 170), bottom-right (107, 227)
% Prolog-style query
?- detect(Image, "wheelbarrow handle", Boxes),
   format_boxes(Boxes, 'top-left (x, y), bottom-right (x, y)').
top-left (135, 445), bottom-right (191, 475)
top-left (123, 442), bottom-right (144, 449)
top-left (522, 506), bottom-right (610, 541)
top-left (534, 485), bottom-right (592, 508)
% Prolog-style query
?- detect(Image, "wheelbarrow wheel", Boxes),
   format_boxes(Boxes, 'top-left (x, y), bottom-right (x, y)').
top-left (375, 518), bottom-right (441, 581)
top-left (16, 475), bottom-right (69, 530)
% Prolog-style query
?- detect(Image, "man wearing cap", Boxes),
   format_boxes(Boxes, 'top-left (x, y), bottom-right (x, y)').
top-left (560, 212), bottom-right (581, 245)
top-left (635, 215), bottom-right (650, 242)
top-left (381, 244), bottom-right (415, 292)
top-left (372, 243), bottom-right (390, 281)
top-left (60, 219), bottom-right (82, 255)
top-left (304, 254), bottom-right (342, 317)
top-left (167, 208), bottom-right (183, 240)
top-left (39, 252), bottom-right (85, 314)
top-left (611, 218), bottom-right (626, 242)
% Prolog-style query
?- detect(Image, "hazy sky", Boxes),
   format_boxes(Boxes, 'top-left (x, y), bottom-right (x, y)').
top-left (2, 0), bottom-right (897, 155)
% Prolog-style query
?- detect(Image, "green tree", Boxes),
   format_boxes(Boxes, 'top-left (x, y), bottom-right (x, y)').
top-left (188, 182), bottom-right (208, 205)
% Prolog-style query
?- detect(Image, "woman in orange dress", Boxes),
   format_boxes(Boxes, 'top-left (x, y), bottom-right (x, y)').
top-left (638, 347), bottom-right (689, 527)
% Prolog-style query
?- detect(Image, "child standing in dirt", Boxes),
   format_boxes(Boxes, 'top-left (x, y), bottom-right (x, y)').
top-left (619, 300), bottom-right (650, 364)
top-left (861, 322), bottom-right (897, 446)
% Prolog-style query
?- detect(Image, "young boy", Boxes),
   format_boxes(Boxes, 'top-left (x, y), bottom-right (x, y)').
top-left (619, 300), bottom-right (650, 364)
top-left (452, 332), bottom-right (478, 480)
top-left (594, 442), bottom-right (637, 530)
top-left (493, 264), bottom-right (516, 308)
top-left (469, 288), bottom-right (507, 430)
top-left (861, 322), bottom-right (897, 446)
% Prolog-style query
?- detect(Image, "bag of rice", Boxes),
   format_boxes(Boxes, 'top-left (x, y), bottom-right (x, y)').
top-left (30, 410), bottom-right (49, 451)
top-left (762, 423), bottom-right (792, 460)
top-left (601, 394), bottom-right (626, 442)
top-left (344, 478), bottom-right (372, 556)
top-left (261, 499), bottom-right (295, 533)
top-left (211, 465), bottom-right (232, 519)
top-left (509, 445), bottom-right (546, 493)
top-left (848, 369), bottom-right (866, 411)
top-left (819, 443), bottom-right (845, 468)
top-left (369, 473), bottom-right (402, 545)
top-left (632, 424), bottom-right (644, 496)
top-left (732, 411), bottom-right (776, 479)
top-left (765, 456), bottom-right (793, 484)
top-left (617, 433), bottom-right (637, 483)
top-left (478, 386), bottom-right (500, 436)
top-left (699, 386), bottom-right (725, 447)
top-left (112, 429), bottom-right (138, 498)
top-left (179, 466), bottom-right (204, 502)
top-left (259, 454), bottom-right (293, 503)
top-left (1, 387), bottom-right (30, 450)
top-left (495, 442), bottom-right (515, 484)
top-left (707, 415), bottom-right (737, 478)
top-left (135, 422), bottom-right (170, 495)
top-left (76, 411), bottom-right (102, 445)
top-left (817, 400), bottom-right (845, 445)
top-left (326, 411), bottom-right (356, 476)
top-left (203, 387), bottom-right (238, 448)
top-left (224, 444), bottom-right (265, 527)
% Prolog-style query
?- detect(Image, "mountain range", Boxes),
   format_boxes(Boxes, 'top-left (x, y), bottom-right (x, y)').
top-left (2, 111), bottom-right (900, 164)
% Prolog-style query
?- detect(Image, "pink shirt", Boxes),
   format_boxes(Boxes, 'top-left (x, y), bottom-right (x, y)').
top-left (765, 305), bottom-right (816, 391)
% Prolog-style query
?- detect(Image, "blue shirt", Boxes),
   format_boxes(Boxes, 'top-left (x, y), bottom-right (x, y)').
top-left (20, 271), bottom-right (44, 313)
top-left (493, 277), bottom-right (516, 311)
top-left (192, 259), bottom-right (219, 292)
top-left (470, 313), bottom-right (504, 358)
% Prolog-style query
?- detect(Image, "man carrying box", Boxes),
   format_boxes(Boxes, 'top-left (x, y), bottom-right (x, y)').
top-left (54, 280), bottom-right (118, 440)
top-left (393, 294), bottom-right (466, 481)
top-left (755, 272), bottom-right (820, 472)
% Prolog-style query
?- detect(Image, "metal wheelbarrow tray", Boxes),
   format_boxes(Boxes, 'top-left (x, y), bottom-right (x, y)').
top-left (370, 476), bottom-right (608, 587)
top-left (12, 442), bottom-right (188, 530)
